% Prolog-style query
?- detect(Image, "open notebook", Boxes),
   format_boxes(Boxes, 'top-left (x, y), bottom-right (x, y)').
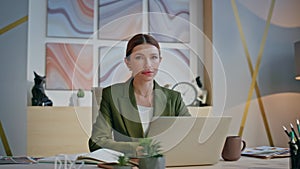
top-left (37, 148), bottom-right (123, 164)
top-left (147, 116), bottom-right (232, 167)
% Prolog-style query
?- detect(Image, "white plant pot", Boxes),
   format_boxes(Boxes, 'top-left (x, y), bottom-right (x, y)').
top-left (77, 97), bottom-right (85, 106)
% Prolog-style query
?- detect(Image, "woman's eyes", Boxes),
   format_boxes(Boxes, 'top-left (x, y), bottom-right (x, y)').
top-left (134, 55), bottom-right (159, 60)
top-left (151, 55), bottom-right (159, 59)
top-left (135, 55), bottom-right (142, 59)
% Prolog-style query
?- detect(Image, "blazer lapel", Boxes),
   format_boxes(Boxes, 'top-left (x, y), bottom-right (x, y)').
top-left (117, 79), bottom-right (144, 138)
top-left (153, 82), bottom-right (168, 117)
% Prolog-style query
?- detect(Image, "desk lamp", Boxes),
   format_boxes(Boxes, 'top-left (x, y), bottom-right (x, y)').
top-left (295, 41), bottom-right (300, 80)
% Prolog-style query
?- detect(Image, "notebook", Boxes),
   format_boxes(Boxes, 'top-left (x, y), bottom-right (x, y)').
top-left (147, 116), bottom-right (232, 167)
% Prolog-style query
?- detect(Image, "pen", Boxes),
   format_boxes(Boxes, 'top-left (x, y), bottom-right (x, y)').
top-left (283, 126), bottom-right (290, 138)
top-left (290, 123), bottom-right (299, 142)
top-left (297, 119), bottom-right (300, 135)
top-left (290, 131), bottom-right (295, 142)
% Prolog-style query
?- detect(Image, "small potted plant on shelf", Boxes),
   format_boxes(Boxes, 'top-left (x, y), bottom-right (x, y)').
top-left (76, 88), bottom-right (85, 106)
top-left (138, 138), bottom-right (165, 169)
top-left (113, 155), bottom-right (132, 169)
top-left (77, 88), bottom-right (85, 98)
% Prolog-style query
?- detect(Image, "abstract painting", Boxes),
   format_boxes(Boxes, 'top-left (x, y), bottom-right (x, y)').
top-left (149, 0), bottom-right (190, 42)
top-left (98, 0), bottom-right (143, 40)
top-left (46, 43), bottom-right (93, 90)
top-left (98, 46), bottom-right (130, 87)
top-left (47, 0), bottom-right (94, 38)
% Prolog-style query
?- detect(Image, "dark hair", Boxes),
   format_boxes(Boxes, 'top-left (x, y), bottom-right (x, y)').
top-left (126, 34), bottom-right (160, 58)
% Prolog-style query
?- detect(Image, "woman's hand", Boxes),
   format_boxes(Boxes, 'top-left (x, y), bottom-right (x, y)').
top-left (136, 146), bottom-right (144, 157)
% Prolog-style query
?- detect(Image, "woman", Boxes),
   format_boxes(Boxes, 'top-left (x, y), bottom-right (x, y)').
top-left (89, 33), bottom-right (190, 157)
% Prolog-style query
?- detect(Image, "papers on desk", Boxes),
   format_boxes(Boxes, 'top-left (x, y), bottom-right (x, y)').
top-left (242, 146), bottom-right (290, 159)
top-left (38, 148), bottom-right (124, 164)
top-left (0, 156), bottom-right (37, 164)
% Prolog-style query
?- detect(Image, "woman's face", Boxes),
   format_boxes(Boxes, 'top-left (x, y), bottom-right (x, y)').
top-left (125, 44), bottom-right (161, 81)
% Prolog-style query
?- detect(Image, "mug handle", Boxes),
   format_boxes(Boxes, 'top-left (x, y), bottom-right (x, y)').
top-left (241, 140), bottom-right (246, 151)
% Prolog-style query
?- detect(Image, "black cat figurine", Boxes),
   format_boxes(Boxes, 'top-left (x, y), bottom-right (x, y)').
top-left (31, 71), bottom-right (53, 106)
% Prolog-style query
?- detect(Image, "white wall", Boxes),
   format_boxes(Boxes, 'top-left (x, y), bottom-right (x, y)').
top-left (213, 0), bottom-right (300, 147)
top-left (0, 0), bottom-right (28, 155)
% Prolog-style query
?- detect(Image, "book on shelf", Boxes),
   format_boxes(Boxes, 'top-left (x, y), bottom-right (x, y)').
top-left (241, 146), bottom-right (290, 159)
top-left (38, 148), bottom-right (124, 164)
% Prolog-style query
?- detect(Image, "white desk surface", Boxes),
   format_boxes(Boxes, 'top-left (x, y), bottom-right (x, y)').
top-left (0, 157), bottom-right (289, 169)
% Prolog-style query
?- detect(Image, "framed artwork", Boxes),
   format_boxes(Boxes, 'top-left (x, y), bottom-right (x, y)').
top-left (47, 0), bottom-right (94, 38)
top-left (46, 43), bottom-right (93, 90)
top-left (98, 0), bottom-right (143, 40)
top-left (98, 46), bottom-right (130, 87)
top-left (149, 0), bottom-right (190, 42)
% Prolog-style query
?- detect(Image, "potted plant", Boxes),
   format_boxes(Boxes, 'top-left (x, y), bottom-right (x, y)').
top-left (76, 88), bottom-right (85, 106)
top-left (113, 155), bottom-right (132, 169)
top-left (77, 88), bottom-right (85, 98)
top-left (138, 138), bottom-right (165, 169)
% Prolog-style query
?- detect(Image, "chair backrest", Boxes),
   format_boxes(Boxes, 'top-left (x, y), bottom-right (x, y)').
top-left (0, 120), bottom-right (12, 156)
top-left (91, 87), bottom-right (103, 124)
top-left (187, 106), bottom-right (212, 117)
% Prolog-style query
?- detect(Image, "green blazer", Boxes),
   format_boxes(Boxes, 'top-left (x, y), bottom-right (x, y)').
top-left (89, 78), bottom-right (190, 156)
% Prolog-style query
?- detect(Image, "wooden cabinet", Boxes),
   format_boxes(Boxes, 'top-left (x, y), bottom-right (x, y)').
top-left (27, 106), bottom-right (92, 157)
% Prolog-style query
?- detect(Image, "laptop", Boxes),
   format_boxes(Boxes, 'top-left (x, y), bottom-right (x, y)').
top-left (147, 116), bottom-right (232, 167)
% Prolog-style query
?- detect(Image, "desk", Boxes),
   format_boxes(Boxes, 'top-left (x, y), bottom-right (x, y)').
top-left (171, 157), bottom-right (289, 168)
top-left (0, 157), bottom-right (289, 169)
